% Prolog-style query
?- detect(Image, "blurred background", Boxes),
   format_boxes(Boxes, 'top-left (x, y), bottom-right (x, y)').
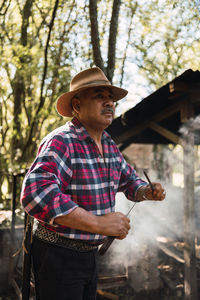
top-left (1, 0), bottom-right (200, 299)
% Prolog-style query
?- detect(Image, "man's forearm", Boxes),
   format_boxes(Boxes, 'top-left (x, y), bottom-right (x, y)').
top-left (54, 207), bottom-right (100, 233)
top-left (54, 207), bottom-right (130, 239)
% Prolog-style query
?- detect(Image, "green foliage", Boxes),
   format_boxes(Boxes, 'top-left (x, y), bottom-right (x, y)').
top-left (129, 0), bottom-right (200, 89)
top-left (0, 0), bottom-right (199, 206)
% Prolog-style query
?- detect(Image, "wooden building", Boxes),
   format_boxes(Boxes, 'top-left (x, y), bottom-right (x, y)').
top-left (108, 69), bottom-right (200, 300)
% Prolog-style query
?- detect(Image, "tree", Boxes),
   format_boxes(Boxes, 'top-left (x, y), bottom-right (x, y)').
top-left (0, 0), bottom-right (200, 202)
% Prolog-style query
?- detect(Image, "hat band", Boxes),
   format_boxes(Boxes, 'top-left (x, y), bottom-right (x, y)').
top-left (71, 80), bottom-right (111, 91)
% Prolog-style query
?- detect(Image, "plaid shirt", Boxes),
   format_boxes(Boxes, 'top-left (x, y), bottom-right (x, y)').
top-left (21, 117), bottom-right (147, 242)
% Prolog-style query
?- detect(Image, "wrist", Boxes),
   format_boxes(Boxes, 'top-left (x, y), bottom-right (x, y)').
top-left (137, 186), bottom-right (149, 201)
top-left (142, 190), bottom-right (149, 200)
top-left (94, 215), bottom-right (105, 235)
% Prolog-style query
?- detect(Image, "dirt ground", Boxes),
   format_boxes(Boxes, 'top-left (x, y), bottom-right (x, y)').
top-left (96, 240), bottom-right (200, 300)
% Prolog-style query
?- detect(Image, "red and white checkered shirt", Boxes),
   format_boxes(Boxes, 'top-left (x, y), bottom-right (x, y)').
top-left (20, 117), bottom-right (147, 242)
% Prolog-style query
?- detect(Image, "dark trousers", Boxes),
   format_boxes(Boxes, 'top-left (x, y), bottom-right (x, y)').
top-left (32, 237), bottom-right (98, 300)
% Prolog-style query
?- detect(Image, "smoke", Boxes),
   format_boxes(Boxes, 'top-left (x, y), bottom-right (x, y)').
top-left (179, 115), bottom-right (200, 137)
top-left (106, 185), bottom-right (183, 267)
top-left (103, 116), bottom-right (200, 270)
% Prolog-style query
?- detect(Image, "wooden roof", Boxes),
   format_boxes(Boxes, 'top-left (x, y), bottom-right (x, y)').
top-left (107, 69), bottom-right (200, 150)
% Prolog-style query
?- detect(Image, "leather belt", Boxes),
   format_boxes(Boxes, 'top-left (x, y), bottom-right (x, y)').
top-left (34, 223), bottom-right (98, 252)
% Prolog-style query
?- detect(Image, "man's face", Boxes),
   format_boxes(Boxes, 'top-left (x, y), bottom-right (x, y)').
top-left (73, 87), bottom-right (115, 130)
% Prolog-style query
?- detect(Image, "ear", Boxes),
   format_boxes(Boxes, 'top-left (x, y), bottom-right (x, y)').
top-left (72, 97), bottom-right (80, 114)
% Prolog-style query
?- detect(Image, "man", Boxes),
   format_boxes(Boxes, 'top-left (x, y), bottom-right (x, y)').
top-left (20, 67), bottom-right (165, 300)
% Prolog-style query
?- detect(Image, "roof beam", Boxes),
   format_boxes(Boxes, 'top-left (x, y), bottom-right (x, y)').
top-left (152, 100), bottom-right (182, 123)
top-left (115, 100), bottom-right (183, 144)
top-left (148, 121), bottom-right (183, 145)
top-left (180, 101), bottom-right (194, 123)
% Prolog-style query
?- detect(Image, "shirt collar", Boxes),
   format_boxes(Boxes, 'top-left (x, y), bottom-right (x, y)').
top-left (69, 117), bottom-right (111, 142)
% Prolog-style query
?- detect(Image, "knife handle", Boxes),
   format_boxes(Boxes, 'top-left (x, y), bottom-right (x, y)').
top-left (98, 236), bottom-right (115, 256)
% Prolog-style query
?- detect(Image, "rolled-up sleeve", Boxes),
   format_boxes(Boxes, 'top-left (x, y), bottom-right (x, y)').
top-left (20, 136), bottom-right (78, 224)
top-left (117, 152), bottom-right (147, 201)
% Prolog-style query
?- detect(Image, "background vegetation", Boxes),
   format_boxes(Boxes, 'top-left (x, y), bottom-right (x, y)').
top-left (0, 0), bottom-right (200, 211)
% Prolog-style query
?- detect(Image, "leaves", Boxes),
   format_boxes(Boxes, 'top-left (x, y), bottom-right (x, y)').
top-left (0, 0), bottom-right (199, 203)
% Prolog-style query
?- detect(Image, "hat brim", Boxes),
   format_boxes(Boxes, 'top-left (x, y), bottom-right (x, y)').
top-left (56, 84), bottom-right (128, 117)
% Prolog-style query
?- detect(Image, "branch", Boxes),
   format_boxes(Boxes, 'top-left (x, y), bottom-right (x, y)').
top-left (35, 1), bottom-right (77, 139)
top-left (107, 0), bottom-right (121, 83)
top-left (21, 0), bottom-right (35, 46)
top-left (1, 93), bottom-right (12, 148)
top-left (16, 0), bottom-right (23, 15)
top-left (0, 0), bottom-right (11, 16)
top-left (34, 3), bottom-right (51, 39)
top-left (34, 2), bottom-right (77, 144)
top-left (120, 2), bottom-right (138, 87)
top-left (37, 0), bottom-right (59, 114)
top-left (21, 0), bottom-right (59, 160)
top-left (50, 0), bottom-right (76, 93)
top-left (89, 0), bottom-right (105, 72)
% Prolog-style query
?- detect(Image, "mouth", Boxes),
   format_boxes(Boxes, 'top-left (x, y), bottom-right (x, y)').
top-left (103, 112), bottom-right (113, 115)
top-left (101, 109), bottom-right (114, 116)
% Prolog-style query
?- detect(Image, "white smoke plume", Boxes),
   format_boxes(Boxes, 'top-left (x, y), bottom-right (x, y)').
top-left (102, 115), bottom-right (200, 271)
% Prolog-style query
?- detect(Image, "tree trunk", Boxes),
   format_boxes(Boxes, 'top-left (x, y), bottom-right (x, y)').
top-left (89, 0), bottom-right (122, 83)
top-left (89, 0), bottom-right (105, 73)
top-left (21, 0), bottom-right (59, 162)
top-left (11, 74), bottom-right (24, 163)
top-left (11, 0), bottom-right (34, 164)
top-left (107, 0), bottom-right (121, 83)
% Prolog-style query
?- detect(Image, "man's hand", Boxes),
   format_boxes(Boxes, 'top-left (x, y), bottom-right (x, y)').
top-left (97, 212), bottom-right (130, 240)
top-left (137, 183), bottom-right (166, 201)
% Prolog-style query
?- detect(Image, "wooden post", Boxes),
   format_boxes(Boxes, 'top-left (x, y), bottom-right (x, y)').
top-left (183, 133), bottom-right (197, 300)
top-left (181, 101), bottom-right (198, 300)
top-left (11, 174), bottom-right (17, 236)
top-left (22, 213), bottom-right (32, 300)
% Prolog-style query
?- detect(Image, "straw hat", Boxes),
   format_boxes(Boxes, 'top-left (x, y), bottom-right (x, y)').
top-left (56, 67), bottom-right (128, 117)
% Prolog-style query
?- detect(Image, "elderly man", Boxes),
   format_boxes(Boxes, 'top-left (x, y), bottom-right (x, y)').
top-left (20, 67), bottom-right (165, 300)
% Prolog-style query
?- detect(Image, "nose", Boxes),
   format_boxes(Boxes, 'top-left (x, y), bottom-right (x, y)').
top-left (104, 97), bottom-right (115, 108)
